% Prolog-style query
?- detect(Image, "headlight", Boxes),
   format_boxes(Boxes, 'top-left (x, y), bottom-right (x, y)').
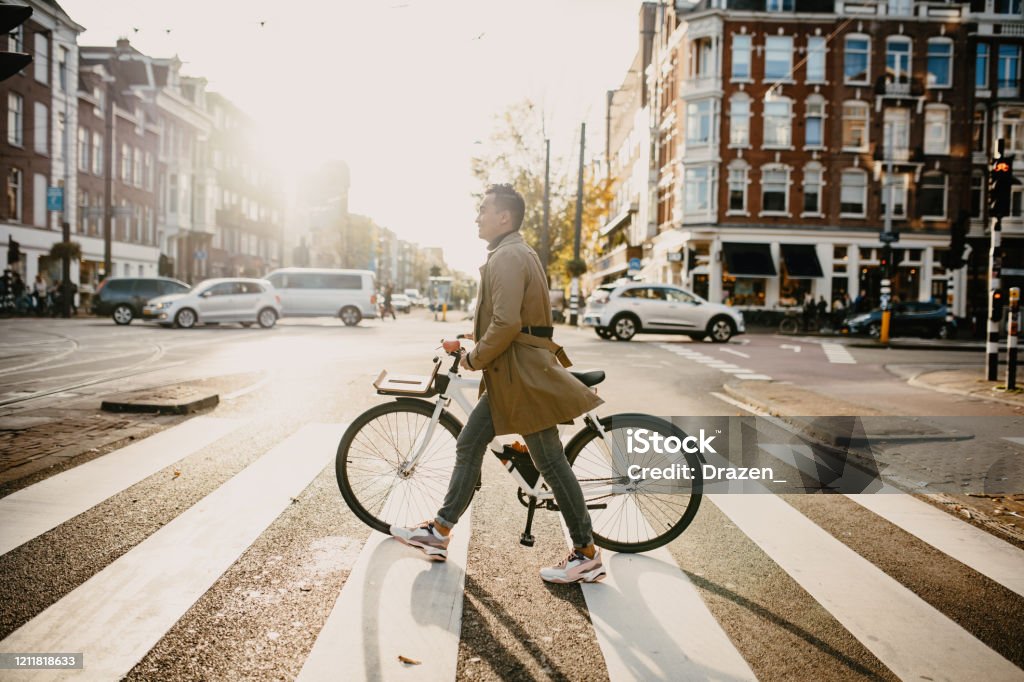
top-left (156, 301), bottom-right (173, 309)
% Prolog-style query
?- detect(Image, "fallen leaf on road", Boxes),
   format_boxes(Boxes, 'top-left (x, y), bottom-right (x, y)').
top-left (398, 655), bottom-right (421, 665)
top-left (172, 470), bottom-right (181, 479)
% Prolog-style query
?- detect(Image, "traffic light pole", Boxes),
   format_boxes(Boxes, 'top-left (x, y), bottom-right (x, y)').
top-left (988, 212), bottom-right (1003, 381)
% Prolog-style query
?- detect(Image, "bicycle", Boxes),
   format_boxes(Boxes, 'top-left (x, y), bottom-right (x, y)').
top-left (335, 337), bottom-right (703, 553)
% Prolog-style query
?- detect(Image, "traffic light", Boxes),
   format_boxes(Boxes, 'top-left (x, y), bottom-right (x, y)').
top-left (990, 156), bottom-right (1014, 219)
top-left (0, 4), bottom-right (33, 82)
top-left (7, 237), bottom-right (21, 265)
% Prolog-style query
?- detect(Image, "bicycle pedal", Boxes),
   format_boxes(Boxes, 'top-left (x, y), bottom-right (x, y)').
top-left (585, 503), bottom-right (608, 510)
top-left (519, 533), bottom-right (535, 547)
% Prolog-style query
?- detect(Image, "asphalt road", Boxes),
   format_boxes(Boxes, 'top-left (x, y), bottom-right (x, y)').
top-left (0, 313), bottom-right (1022, 681)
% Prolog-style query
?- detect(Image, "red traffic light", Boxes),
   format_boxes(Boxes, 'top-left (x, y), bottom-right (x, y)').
top-left (995, 161), bottom-right (1012, 173)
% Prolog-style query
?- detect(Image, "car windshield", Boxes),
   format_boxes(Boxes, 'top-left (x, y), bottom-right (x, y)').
top-left (590, 287), bottom-right (614, 304)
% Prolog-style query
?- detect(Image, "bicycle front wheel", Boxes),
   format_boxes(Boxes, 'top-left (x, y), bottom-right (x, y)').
top-left (337, 399), bottom-right (463, 535)
top-left (565, 414), bottom-right (702, 553)
top-left (779, 317), bottom-right (799, 334)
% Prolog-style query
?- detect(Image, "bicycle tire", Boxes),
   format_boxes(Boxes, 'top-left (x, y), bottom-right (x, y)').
top-left (565, 414), bottom-right (702, 553)
top-left (779, 317), bottom-right (799, 335)
top-left (337, 399), bottom-right (464, 535)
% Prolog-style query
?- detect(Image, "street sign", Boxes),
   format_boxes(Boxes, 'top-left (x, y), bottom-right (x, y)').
top-left (46, 187), bottom-right (63, 212)
top-left (194, 249), bottom-right (207, 261)
top-left (879, 231), bottom-right (900, 244)
top-left (628, 257), bottom-right (642, 271)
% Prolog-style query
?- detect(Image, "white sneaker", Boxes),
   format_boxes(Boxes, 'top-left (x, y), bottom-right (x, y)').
top-left (540, 549), bottom-right (606, 584)
top-left (390, 520), bottom-right (450, 561)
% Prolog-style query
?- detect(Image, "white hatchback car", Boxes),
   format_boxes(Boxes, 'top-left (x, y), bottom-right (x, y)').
top-left (582, 283), bottom-right (745, 342)
top-left (144, 278), bottom-right (282, 329)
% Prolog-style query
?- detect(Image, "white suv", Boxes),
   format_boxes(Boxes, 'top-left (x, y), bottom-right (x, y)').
top-left (582, 283), bottom-right (745, 342)
top-left (144, 278), bottom-right (282, 329)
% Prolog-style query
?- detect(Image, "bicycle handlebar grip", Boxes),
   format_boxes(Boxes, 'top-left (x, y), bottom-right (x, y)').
top-left (442, 339), bottom-right (462, 353)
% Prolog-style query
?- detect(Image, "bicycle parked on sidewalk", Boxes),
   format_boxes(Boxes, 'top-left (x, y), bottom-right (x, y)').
top-left (335, 337), bottom-right (704, 553)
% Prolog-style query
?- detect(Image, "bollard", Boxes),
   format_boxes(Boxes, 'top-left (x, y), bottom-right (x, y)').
top-left (879, 278), bottom-right (892, 344)
top-left (1009, 288), bottom-right (1019, 390)
top-left (442, 302), bottom-right (447, 322)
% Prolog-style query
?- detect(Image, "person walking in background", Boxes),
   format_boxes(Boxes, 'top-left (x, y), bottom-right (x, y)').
top-left (382, 283), bottom-right (397, 320)
top-left (32, 274), bottom-right (47, 315)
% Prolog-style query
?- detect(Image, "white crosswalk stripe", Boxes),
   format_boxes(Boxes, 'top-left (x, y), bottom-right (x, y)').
top-left (658, 344), bottom-right (772, 381)
top-left (821, 342), bottom-right (857, 364)
top-left (2, 417), bottom-right (1023, 681)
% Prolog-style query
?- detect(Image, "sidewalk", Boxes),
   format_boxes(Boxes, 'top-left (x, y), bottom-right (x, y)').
top-left (908, 367), bottom-right (1024, 407)
top-left (722, 378), bottom-right (1024, 542)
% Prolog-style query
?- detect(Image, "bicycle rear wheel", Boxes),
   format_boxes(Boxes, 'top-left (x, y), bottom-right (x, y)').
top-left (337, 399), bottom-right (463, 535)
top-left (565, 414), bottom-right (702, 553)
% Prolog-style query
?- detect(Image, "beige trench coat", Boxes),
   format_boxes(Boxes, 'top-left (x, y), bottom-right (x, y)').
top-left (467, 232), bottom-right (603, 436)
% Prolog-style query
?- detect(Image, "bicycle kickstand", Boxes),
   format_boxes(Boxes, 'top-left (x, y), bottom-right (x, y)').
top-left (520, 497), bottom-right (537, 547)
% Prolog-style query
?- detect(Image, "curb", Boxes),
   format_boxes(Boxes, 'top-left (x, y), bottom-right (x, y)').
top-left (847, 342), bottom-right (986, 352)
top-left (905, 372), bottom-right (1024, 408)
top-left (101, 392), bottom-right (219, 415)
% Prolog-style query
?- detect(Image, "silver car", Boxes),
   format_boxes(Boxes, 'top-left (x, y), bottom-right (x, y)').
top-left (582, 283), bottom-right (745, 342)
top-left (144, 278), bottom-right (282, 329)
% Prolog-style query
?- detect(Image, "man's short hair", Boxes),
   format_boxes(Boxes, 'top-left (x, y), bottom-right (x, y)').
top-left (486, 184), bottom-right (526, 230)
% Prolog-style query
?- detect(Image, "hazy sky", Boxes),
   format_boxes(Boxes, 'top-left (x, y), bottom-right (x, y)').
top-left (59, 0), bottom-right (643, 272)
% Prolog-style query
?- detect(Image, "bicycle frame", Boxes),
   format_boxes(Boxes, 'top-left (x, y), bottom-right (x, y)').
top-left (400, 359), bottom-right (624, 503)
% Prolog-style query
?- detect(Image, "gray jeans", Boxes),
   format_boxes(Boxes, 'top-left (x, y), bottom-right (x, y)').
top-left (434, 394), bottom-right (595, 549)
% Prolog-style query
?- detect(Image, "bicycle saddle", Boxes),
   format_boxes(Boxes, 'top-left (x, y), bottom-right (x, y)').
top-left (571, 370), bottom-right (605, 387)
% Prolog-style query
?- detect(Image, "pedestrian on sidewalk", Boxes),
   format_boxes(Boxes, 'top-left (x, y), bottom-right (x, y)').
top-left (32, 274), bottom-right (47, 315)
top-left (382, 283), bottom-right (396, 320)
top-left (390, 184), bottom-right (607, 584)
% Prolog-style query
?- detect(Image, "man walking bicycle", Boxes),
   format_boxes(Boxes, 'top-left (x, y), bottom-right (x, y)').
top-left (391, 184), bottom-right (607, 583)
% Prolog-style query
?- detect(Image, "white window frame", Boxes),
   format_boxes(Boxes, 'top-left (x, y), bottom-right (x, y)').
top-left (924, 104), bottom-right (951, 155)
top-left (687, 99), bottom-right (714, 147)
top-left (8, 25), bottom-right (23, 53)
top-left (881, 172), bottom-right (908, 218)
top-left (997, 108), bottom-right (1024, 155)
top-left (133, 146), bottom-right (142, 187)
top-left (767, 0), bottom-right (794, 11)
top-left (999, 45), bottom-right (1021, 97)
top-left (927, 38), bottom-right (953, 89)
top-left (920, 172), bottom-right (947, 220)
top-left (995, 0), bottom-right (1023, 15)
top-left (33, 173), bottom-right (47, 227)
top-left (840, 169), bottom-right (868, 218)
top-left (971, 171), bottom-right (985, 219)
top-left (760, 164), bottom-right (791, 216)
top-left (121, 144), bottom-right (130, 182)
top-left (144, 152), bottom-right (153, 190)
top-left (33, 102), bottom-right (49, 156)
top-left (807, 36), bottom-right (826, 84)
top-left (844, 35), bottom-right (871, 85)
top-left (886, 36), bottom-right (913, 85)
top-left (883, 107), bottom-right (911, 158)
top-left (841, 101), bottom-right (870, 152)
top-left (7, 168), bottom-right (23, 222)
top-left (92, 133), bottom-right (103, 175)
top-left (732, 34), bottom-right (752, 81)
top-left (7, 93), bottom-right (23, 147)
top-left (804, 96), bottom-right (826, 149)
top-left (764, 36), bottom-right (794, 82)
top-left (727, 162), bottom-right (750, 216)
top-left (973, 106), bottom-right (988, 154)
top-left (34, 33), bottom-right (48, 85)
top-left (888, 0), bottom-right (913, 15)
top-left (801, 162), bottom-right (825, 217)
top-left (684, 165), bottom-right (713, 214)
top-left (763, 96), bottom-right (793, 149)
top-left (977, 43), bottom-right (990, 91)
top-left (729, 93), bottom-right (751, 147)
top-left (77, 127), bottom-right (89, 172)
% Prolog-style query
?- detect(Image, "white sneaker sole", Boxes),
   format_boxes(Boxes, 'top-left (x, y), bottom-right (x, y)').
top-left (541, 566), bottom-right (607, 584)
top-left (390, 528), bottom-right (449, 561)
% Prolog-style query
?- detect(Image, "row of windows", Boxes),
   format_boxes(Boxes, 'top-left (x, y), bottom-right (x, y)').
top-left (683, 164), bottom-right (953, 221)
top-left (762, 0), bottom-right (1021, 14)
top-left (730, 34), bottom-right (957, 88)
top-left (75, 193), bottom-right (157, 245)
top-left (118, 143), bottom-right (155, 190)
top-left (975, 43), bottom-right (1022, 91)
top-left (6, 94), bottom-right (50, 155)
top-left (686, 96), bottom-right (953, 155)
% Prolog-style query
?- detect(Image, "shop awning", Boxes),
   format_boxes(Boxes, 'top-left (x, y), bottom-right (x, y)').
top-left (722, 242), bottom-right (777, 277)
top-left (780, 244), bottom-right (824, 278)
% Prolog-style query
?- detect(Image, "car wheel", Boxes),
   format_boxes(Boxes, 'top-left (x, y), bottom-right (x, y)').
top-left (258, 308), bottom-right (277, 329)
top-left (867, 322), bottom-right (881, 339)
top-left (112, 304), bottom-right (134, 325)
top-left (339, 306), bottom-right (362, 326)
top-left (175, 308), bottom-right (198, 329)
top-left (611, 314), bottom-right (639, 341)
top-left (595, 327), bottom-right (612, 340)
top-left (707, 316), bottom-right (736, 343)
top-left (240, 322), bottom-right (253, 328)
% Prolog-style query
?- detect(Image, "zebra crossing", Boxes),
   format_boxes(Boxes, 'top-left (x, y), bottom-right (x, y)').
top-left (821, 342), bottom-right (857, 364)
top-left (657, 344), bottom-right (773, 381)
top-left (1, 416), bottom-right (1023, 681)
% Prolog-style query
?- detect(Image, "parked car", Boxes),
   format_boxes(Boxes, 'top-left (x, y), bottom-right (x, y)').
top-left (264, 268), bottom-right (376, 326)
top-left (391, 293), bottom-right (412, 313)
top-left (143, 278), bottom-right (281, 329)
top-left (842, 301), bottom-right (953, 339)
top-left (91, 277), bottom-right (190, 325)
top-left (582, 283), bottom-right (745, 343)
top-left (403, 288), bottom-right (423, 306)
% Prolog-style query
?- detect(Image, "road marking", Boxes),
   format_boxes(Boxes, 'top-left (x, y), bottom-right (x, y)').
top-left (821, 342), bottom-right (857, 364)
top-left (720, 348), bottom-right (750, 358)
top-left (224, 376), bottom-right (271, 400)
top-left (560, 517), bottom-right (756, 682)
top-left (780, 344), bottom-right (802, 352)
top-left (847, 494), bottom-right (1024, 598)
top-left (298, 513), bottom-right (472, 682)
top-left (0, 416), bottom-right (240, 555)
top-left (733, 373), bottom-right (773, 380)
top-left (0, 423), bottom-right (344, 681)
top-left (709, 494), bottom-right (1023, 682)
top-left (1002, 436), bottom-right (1024, 446)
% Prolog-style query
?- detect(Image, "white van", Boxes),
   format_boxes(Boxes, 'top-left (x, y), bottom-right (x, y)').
top-left (264, 268), bottom-right (377, 326)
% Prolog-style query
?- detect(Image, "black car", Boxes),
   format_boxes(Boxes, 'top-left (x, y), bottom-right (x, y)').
top-left (91, 277), bottom-right (190, 325)
top-left (842, 301), bottom-right (954, 339)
